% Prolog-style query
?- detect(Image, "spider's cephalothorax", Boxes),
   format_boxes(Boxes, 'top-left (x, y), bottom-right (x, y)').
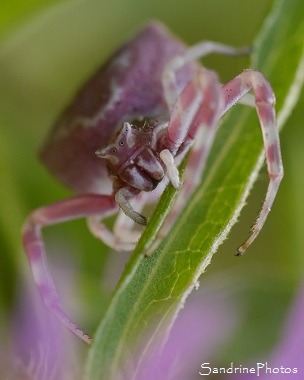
top-left (22, 22), bottom-right (283, 344)
top-left (95, 119), bottom-right (166, 193)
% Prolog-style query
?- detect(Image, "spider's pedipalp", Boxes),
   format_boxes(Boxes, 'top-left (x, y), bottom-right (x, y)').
top-left (115, 187), bottom-right (147, 226)
top-left (160, 149), bottom-right (181, 189)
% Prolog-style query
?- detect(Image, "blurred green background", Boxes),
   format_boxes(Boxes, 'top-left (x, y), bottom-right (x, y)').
top-left (0, 0), bottom-right (303, 371)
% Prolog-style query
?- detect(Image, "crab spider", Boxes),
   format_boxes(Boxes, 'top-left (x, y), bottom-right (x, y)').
top-left (22, 22), bottom-right (283, 344)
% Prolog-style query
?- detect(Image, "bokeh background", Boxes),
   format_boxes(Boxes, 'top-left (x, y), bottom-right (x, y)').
top-left (0, 0), bottom-right (303, 378)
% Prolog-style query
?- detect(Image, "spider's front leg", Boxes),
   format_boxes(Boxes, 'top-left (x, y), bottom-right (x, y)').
top-left (161, 67), bottom-right (224, 187)
top-left (159, 40), bottom-right (249, 192)
top-left (161, 67), bottom-right (283, 255)
top-left (160, 43), bottom-right (283, 255)
top-left (221, 70), bottom-right (283, 254)
top-left (22, 193), bottom-right (121, 344)
top-left (153, 66), bottom-right (225, 255)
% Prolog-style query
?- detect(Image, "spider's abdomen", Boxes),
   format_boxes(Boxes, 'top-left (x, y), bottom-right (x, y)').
top-left (40, 22), bottom-right (196, 194)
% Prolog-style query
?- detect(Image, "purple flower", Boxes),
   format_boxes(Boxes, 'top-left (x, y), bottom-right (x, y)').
top-left (229, 284), bottom-right (304, 380)
top-left (5, 262), bottom-right (81, 380)
top-left (129, 288), bottom-right (241, 380)
top-left (125, 283), bottom-right (304, 380)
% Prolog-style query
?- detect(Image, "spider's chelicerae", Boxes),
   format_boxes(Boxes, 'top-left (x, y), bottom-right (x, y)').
top-left (22, 22), bottom-right (283, 344)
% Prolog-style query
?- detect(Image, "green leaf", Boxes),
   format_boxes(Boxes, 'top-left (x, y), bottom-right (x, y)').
top-left (85, 0), bottom-right (304, 377)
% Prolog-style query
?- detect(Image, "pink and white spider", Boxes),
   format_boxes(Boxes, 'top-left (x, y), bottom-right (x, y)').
top-left (22, 22), bottom-right (283, 344)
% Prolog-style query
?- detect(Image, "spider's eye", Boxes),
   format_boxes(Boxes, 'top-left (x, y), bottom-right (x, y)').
top-left (119, 141), bottom-right (124, 146)
top-left (112, 148), bottom-right (117, 154)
